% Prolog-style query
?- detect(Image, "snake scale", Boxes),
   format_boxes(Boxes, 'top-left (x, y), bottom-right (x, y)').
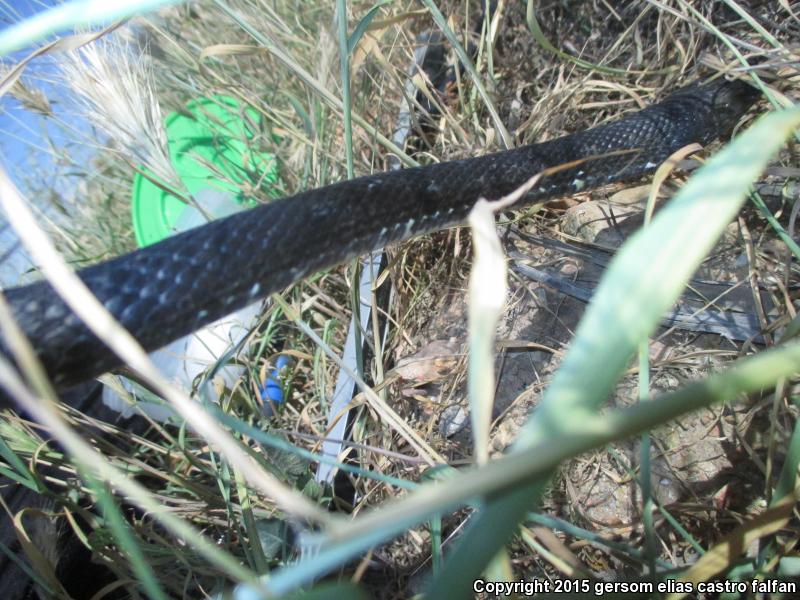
top-left (0, 78), bottom-right (757, 392)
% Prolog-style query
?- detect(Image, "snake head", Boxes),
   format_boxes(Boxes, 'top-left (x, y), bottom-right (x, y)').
top-left (662, 77), bottom-right (760, 144)
top-left (708, 78), bottom-right (760, 132)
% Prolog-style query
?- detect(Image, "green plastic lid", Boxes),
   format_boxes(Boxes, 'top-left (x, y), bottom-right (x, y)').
top-left (132, 96), bottom-right (280, 247)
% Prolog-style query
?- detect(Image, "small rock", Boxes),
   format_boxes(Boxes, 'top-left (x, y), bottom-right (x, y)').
top-left (562, 201), bottom-right (611, 243)
top-left (439, 404), bottom-right (469, 437)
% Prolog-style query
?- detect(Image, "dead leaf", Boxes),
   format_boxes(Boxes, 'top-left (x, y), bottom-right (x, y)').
top-left (394, 339), bottom-right (460, 382)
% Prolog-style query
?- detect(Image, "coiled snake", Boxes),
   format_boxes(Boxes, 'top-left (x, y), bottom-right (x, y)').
top-left (0, 79), bottom-right (757, 391)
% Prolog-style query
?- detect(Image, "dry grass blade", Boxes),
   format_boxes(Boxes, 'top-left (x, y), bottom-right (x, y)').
top-left (258, 340), bottom-right (800, 596)
top-left (665, 490), bottom-right (799, 600)
top-left (0, 356), bottom-right (262, 587)
top-left (419, 0), bottom-right (513, 148)
top-left (12, 509), bottom-right (65, 596)
top-left (0, 27), bottom-right (118, 100)
top-left (273, 294), bottom-right (445, 466)
top-left (0, 167), bottom-right (330, 527)
top-left (645, 142), bottom-right (703, 222)
top-left (210, 0), bottom-right (418, 169)
top-left (424, 104), bottom-right (800, 596)
top-left (59, 35), bottom-right (181, 190)
top-left (467, 198), bottom-right (508, 465)
top-left (2, 1), bottom-right (799, 597)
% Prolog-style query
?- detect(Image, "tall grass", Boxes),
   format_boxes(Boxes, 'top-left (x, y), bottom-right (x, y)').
top-left (0, 1), bottom-right (798, 599)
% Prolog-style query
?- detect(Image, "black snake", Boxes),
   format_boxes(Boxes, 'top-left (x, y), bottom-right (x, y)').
top-left (0, 79), bottom-right (758, 391)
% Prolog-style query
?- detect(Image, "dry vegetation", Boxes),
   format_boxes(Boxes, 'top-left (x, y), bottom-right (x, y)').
top-left (0, 0), bottom-right (799, 599)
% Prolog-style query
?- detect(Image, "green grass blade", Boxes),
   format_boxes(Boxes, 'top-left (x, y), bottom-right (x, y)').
top-left (721, 0), bottom-right (782, 48)
top-left (518, 106), bottom-right (800, 449)
top-left (428, 106), bottom-right (800, 596)
top-left (209, 406), bottom-right (418, 490)
top-left (0, 540), bottom-right (54, 595)
top-left (419, 0), bottom-right (513, 148)
top-left (336, 0), bottom-right (354, 180)
top-left (673, 0), bottom-right (795, 130)
top-left (639, 341), bottom-right (657, 574)
top-left (213, 0), bottom-right (418, 168)
top-left (233, 466), bottom-right (270, 574)
top-left (657, 504), bottom-right (706, 556)
top-left (0, 433), bottom-right (40, 491)
top-left (0, 0), bottom-right (181, 56)
top-left (772, 401), bottom-right (800, 505)
top-left (347, 1), bottom-right (391, 55)
top-left (257, 339), bottom-right (800, 596)
top-left (251, 107), bottom-right (800, 597)
top-left (525, 0), bottom-right (673, 76)
top-left (749, 191), bottom-right (800, 261)
top-left (86, 475), bottom-right (169, 600)
top-left (526, 512), bottom-right (674, 567)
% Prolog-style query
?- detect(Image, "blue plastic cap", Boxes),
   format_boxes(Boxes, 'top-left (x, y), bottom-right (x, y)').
top-left (261, 355), bottom-right (292, 404)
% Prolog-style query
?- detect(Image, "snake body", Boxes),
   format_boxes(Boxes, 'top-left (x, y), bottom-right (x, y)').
top-left (1, 79), bottom-right (757, 389)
